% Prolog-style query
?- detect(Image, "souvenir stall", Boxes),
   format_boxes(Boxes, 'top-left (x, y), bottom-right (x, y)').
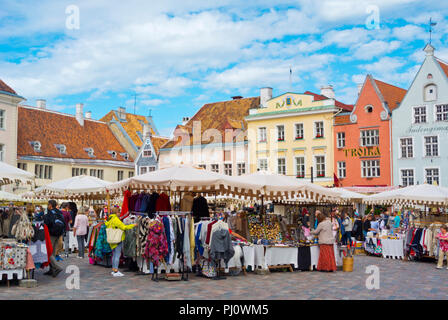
top-left (363, 183), bottom-right (448, 261)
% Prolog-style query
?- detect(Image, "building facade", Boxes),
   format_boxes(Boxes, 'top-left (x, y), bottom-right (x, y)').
top-left (392, 44), bottom-right (448, 187)
top-left (333, 75), bottom-right (406, 187)
top-left (16, 103), bottom-right (134, 192)
top-left (159, 96), bottom-right (260, 176)
top-left (246, 87), bottom-right (352, 186)
top-left (101, 107), bottom-right (168, 175)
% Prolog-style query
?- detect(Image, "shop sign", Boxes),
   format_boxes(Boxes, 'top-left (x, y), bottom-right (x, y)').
top-left (343, 146), bottom-right (380, 157)
top-left (406, 125), bottom-right (448, 134)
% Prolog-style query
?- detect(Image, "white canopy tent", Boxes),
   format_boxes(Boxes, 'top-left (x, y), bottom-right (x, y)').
top-left (0, 161), bottom-right (34, 186)
top-left (28, 175), bottom-right (113, 200)
top-left (0, 190), bottom-right (25, 202)
top-left (363, 183), bottom-right (448, 207)
top-left (332, 187), bottom-right (366, 204)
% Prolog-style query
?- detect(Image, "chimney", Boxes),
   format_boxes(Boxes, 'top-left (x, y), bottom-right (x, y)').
top-left (320, 85), bottom-right (335, 99)
top-left (36, 99), bottom-right (46, 109)
top-left (182, 117), bottom-right (190, 125)
top-left (260, 87), bottom-right (273, 108)
top-left (76, 103), bottom-right (84, 126)
top-left (85, 111), bottom-right (92, 119)
top-left (117, 106), bottom-right (126, 120)
top-left (143, 123), bottom-right (151, 139)
top-left (357, 83), bottom-right (363, 96)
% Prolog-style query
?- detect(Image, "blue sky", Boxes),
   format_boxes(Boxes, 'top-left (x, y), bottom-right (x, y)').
top-left (1, 0), bottom-right (448, 137)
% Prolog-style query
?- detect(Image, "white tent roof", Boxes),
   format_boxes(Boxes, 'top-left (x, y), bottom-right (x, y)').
top-left (0, 161), bottom-right (34, 186)
top-left (31, 175), bottom-right (113, 199)
top-left (0, 191), bottom-right (25, 202)
top-left (225, 171), bottom-right (340, 201)
top-left (332, 188), bottom-right (366, 202)
top-left (363, 183), bottom-right (448, 206)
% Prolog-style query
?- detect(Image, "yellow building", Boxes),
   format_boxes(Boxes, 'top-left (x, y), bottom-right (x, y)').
top-left (246, 87), bottom-right (353, 186)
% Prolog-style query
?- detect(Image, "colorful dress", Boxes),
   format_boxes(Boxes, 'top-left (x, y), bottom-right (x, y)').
top-left (144, 220), bottom-right (168, 268)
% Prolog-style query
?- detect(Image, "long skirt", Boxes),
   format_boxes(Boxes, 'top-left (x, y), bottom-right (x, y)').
top-left (317, 244), bottom-right (337, 272)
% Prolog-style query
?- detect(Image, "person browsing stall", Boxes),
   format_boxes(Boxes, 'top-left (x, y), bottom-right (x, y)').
top-left (310, 210), bottom-right (337, 272)
top-left (73, 206), bottom-right (89, 259)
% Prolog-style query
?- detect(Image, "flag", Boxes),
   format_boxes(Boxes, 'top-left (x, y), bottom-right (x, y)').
top-left (333, 173), bottom-right (340, 187)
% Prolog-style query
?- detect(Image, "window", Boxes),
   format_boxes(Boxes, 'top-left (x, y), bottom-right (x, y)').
top-left (117, 170), bottom-right (124, 181)
top-left (360, 129), bottom-right (379, 147)
top-left (0, 144), bottom-right (4, 162)
top-left (143, 150), bottom-right (152, 157)
top-left (424, 136), bottom-right (438, 157)
top-left (315, 122), bottom-right (324, 138)
top-left (0, 110), bottom-right (5, 129)
top-left (90, 169), bottom-right (104, 179)
top-left (337, 161), bottom-right (346, 179)
top-left (33, 141), bottom-right (41, 152)
top-left (401, 169), bottom-right (414, 187)
top-left (72, 168), bottom-right (87, 177)
top-left (425, 168), bottom-right (439, 185)
top-left (400, 138), bottom-right (413, 158)
top-left (337, 132), bottom-right (345, 148)
top-left (198, 164), bottom-right (206, 170)
top-left (277, 125), bottom-right (285, 141)
top-left (224, 163), bottom-right (232, 176)
top-left (18, 163), bottom-right (27, 171)
top-left (315, 156), bottom-right (325, 177)
top-left (36, 164), bottom-right (52, 179)
top-left (424, 84), bottom-right (437, 101)
top-left (148, 166), bottom-right (156, 172)
top-left (295, 157), bottom-right (305, 178)
top-left (237, 163), bottom-right (246, 176)
top-left (85, 148), bottom-right (94, 157)
top-left (258, 159), bottom-right (268, 171)
top-left (211, 164), bottom-right (219, 173)
top-left (121, 153), bottom-right (129, 160)
top-left (224, 150), bottom-right (231, 161)
top-left (277, 158), bottom-right (286, 175)
top-left (128, 171), bottom-right (134, 178)
top-left (366, 106), bottom-right (373, 113)
top-left (258, 127), bottom-right (267, 142)
top-left (435, 104), bottom-right (448, 122)
top-left (413, 106), bottom-right (427, 123)
top-left (361, 160), bottom-right (380, 178)
top-left (140, 167), bottom-right (147, 175)
top-left (295, 123), bottom-right (304, 140)
top-left (56, 145), bottom-right (66, 154)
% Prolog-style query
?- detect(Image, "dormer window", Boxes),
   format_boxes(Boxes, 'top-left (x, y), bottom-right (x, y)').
top-left (120, 152), bottom-right (129, 161)
top-left (424, 84), bottom-right (437, 102)
top-left (55, 144), bottom-right (66, 154)
top-left (32, 141), bottom-right (41, 152)
top-left (365, 105), bottom-right (373, 113)
top-left (108, 151), bottom-right (117, 159)
top-left (143, 149), bottom-right (152, 157)
top-left (85, 148), bottom-right (95, 158)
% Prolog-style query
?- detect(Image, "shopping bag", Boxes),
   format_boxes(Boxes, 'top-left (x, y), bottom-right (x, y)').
top-left (106, 227), bottom-right (123, 244)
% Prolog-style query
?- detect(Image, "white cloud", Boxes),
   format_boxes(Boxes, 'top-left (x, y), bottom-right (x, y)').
top-left (141, 99), bottom-right (168, 106)
top-left (353, 40), bottom-right (401, 60)
top-left (392, 25), bottom-right (426, 41)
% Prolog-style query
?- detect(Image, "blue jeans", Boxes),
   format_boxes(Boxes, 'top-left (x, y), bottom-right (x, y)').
top-left (76, 235), bottom-right (85, 258)
top-left (112, 242), bottom-right (123, 270)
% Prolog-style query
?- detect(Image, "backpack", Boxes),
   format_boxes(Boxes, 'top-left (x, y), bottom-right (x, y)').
top-left (46, 209), bottom-right (66, 237)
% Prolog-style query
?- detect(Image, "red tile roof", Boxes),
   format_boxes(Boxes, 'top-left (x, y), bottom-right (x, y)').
top-left (162, 97), bottom-right (260, 149)
top-left (304, 91), bottom-right (353, 112)
top-left (18, 106), bottom-right (133, 162)
top-left (437, 59), bottom-right (448, 79)
top-left (0, 79), bottom-right (17, 95)
top-left (150, 136), bottom-right (170, 155)
top-left (373, 79), bottom-right (407, 111)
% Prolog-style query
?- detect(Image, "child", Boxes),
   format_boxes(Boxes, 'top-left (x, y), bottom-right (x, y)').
top-left (436, 225), bottom-right (448, 269)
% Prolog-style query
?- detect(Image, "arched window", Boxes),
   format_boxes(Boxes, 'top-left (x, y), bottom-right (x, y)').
top-left (424, 84), bottom-right (437, 101)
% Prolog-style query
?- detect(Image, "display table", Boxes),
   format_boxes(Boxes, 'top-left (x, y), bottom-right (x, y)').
top-left (264, 246), bottom-right (298, 271)
top-left (366, 237), bottom-right (405, 260)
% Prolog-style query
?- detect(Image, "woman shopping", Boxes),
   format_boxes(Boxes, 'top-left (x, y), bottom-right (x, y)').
top-left (311, 210), bottom-right (337, 272)
top-left (73, 206), bottom-right (89, 259)
top-left (105, 206), bottom-right (136, 277)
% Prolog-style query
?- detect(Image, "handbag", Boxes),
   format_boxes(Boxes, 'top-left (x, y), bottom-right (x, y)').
top-left (374, 239), bottom-right (383, 255)
top-left (106, 227), bottom-right (123, 244)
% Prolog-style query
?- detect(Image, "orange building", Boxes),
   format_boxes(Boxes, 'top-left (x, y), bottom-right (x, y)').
top-left (333, 75), bottom-right (406, 187)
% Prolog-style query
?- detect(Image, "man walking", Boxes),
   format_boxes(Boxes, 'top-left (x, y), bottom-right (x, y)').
top-left (61, 202), bottom-right (72, 258)
top-left (43, 200), bottom-right (65, 277)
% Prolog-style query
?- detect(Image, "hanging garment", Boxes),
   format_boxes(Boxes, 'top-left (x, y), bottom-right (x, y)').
top-left (137, 217), bottom-right (151, 257)
top-left (209, 228), bottom-right (235, 267)
top-left (298, 246), bottom-right (311, 271)
top-left (192, 196), bottom-right (209, 223)
top-left (183, 217), bottom-right (191, 269)
top-left (139, 193), bottom-right (151, 213)
top-left (162, 217), bottom-right (171, 263)
top-left (8, 212), bottom-right (21, 238)
top-left (156, 192), bottom-right (171, 212)
top-left (129, 193), bottom-right (139, 212)
top-left (175, 217), bottom-right (184, 259)
top-left (11, 213), bottom-right (34, 241)
top-left (144, 220), bottom-right (168, 268)
top-left (168, 217), bottom-right (175, 265)
top-left (123, 228), bottom-right (137, 258)
top-left (121, 190), bottom-right (131, 217)
top-left (189, 216), bottom-right (195, 266)
top-left (147, 192), bottom-right (160, 217)
top-left (180, 192), bottom-right (194, 212)
top-left (94, 224), bottom-right (112, 259)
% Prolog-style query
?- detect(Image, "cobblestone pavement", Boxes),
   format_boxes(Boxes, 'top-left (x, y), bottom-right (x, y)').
top-left (1, 254), bottom-right (447, 300)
